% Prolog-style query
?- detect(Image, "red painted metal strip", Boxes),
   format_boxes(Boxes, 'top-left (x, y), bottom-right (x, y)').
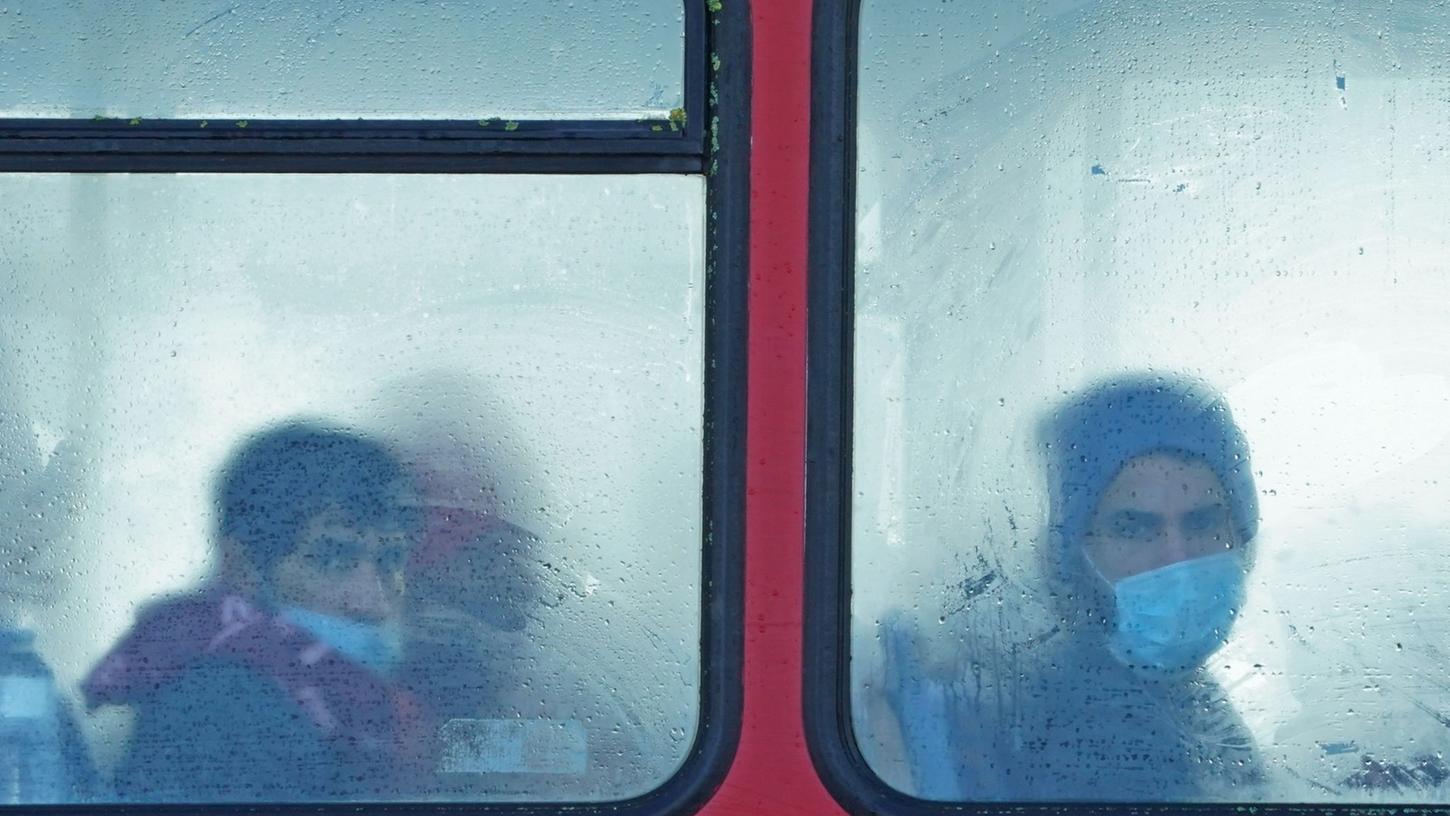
top-left (700, 1), bottom-right (845, 813)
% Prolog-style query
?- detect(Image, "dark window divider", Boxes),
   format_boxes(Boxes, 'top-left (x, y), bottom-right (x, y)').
top-left (799, 2), bottom-right (1450, 816)
top-left (0, 152), bottom-right (702, 175)
top-left (0, 119), bottom-right (700, 138)
top-left (0, 120), bottom-right (704, 174)
top-left (0, 125), bottom-right (704, 174)
top-left (0, 117), bottom-right (704, 174)
top-left (802, 0), bottom-right (870, 812)
top-left (662, 0), bottom-right (751, 814)
top-left (0, 0), bottom-right (746, 814)
top-left (0, 119), bottom-right (703, 174)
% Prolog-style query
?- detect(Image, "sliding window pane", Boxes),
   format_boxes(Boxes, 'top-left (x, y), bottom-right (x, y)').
top-left (0, 173), bottom-right (703, 803)
top-left (0, 1), bottom-right (684, 119)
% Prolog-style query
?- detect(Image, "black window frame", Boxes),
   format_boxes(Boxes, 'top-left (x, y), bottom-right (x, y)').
top-left (0, 2), bottom-right (712, 175)
top-left (802, 2), bottom-right (1450, 815)
top-left (0, 2), bottom-right (747, 815)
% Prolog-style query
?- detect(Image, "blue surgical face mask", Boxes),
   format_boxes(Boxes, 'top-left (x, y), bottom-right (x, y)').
top-left (1105, 552), bottom-right (1245, 674)
top-left (281, 606), bottom-right (402, 677)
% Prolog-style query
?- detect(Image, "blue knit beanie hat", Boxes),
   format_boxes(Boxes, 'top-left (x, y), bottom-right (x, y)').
top-left (1040, 373), bottom-right (1258, 592)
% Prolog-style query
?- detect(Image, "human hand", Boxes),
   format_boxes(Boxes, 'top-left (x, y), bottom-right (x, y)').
top-left (1343, 752), bottom-right (1450, 792)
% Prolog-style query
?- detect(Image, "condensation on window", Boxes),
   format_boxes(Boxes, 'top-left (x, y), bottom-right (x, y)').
top-left (0, 173), bottom-right (704, 803)
top-left (851, 0), bottom-right (1450, 804)
top-left (0, 1), bottom-right (684, 120)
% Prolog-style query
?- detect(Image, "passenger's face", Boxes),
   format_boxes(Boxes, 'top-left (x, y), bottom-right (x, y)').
top-left (271, 510), bottom-right (411, 624)
top-left (1083, 453), bottom-right (1239, 583)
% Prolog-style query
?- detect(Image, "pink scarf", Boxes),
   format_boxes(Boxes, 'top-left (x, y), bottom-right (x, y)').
top-left (84, 588), bottom-right (431, 788)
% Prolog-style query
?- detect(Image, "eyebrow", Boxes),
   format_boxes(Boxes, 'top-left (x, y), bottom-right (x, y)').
top-left (1104, 504), bottom-right (1229, 527)
top-left (1110, 495), bottom-right (1227, 511)
top-left (1110, 509), bottom-right (1159, 523)
top-left (1183, 504), bottom-right (1231, 521)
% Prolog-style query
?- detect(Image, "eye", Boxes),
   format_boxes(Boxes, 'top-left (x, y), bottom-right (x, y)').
top-left (1109, 511), bottom-right (1160, 542)
top-left (309, 537), bottom-right (363, 573)
top-left (1184, 506), bottom-right (1231, 536)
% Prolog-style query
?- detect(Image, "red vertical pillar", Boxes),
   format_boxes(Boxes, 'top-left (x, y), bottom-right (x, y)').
top-left (700, 1), bottom-right (845, 813)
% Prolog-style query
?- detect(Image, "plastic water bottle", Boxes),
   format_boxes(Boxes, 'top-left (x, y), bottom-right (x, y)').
top-left (0, 629), bottom-right (66, 803)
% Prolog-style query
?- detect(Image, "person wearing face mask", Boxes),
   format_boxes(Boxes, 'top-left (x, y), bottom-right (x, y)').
top-left (874, 373), bottom-right (1265, 801)
top-left (1018, 373), bottom-right (1265, 800)
top-left (83, 422), bottom-right (430, 802)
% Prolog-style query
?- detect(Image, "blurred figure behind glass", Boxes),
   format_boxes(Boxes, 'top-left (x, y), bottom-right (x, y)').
top-left (378, 372), bottom-right (644, 798)
top-left (83, 421), bottom-right (430, 802)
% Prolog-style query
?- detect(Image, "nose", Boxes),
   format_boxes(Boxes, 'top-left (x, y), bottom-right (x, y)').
top-left (1160, 523), bottom-right (1194, 568)
top-left (342, 561), bottom-right (401, 623)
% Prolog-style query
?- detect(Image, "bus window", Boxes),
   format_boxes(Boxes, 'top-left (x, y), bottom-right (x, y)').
top-left (846, 0), bottom-right (1450, 805)
top-left (0, 0), bottom-right (684, 120)
top-left (0, 172), bottom-right (705, 803)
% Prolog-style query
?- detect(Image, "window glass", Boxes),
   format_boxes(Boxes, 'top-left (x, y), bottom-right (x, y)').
top-left (0, 173), bottom-right (703, 803)
top-left (852, 0), bottom-right (1450, 803)
top-left (0, 1), bottom-right (684, 120)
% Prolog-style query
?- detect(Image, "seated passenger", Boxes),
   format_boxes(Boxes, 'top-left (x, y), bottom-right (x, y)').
top-left (1024, 374), bottom-right (1265, 798)
top-left (83, 422), bottom-right (429, 802)
top-left (881, 373), bottom-right (1265, 800)
top-left (404, 502), bottom-right (543, 719)
top-left (401, 483), bottom-right (644, 798)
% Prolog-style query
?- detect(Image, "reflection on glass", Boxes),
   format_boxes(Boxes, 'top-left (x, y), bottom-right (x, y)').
top-left (853, 0), bottom-right (1450, 804)
top-left (0, 173), bottom-right (704, 803)
top-left (0, 1), bottom-right (684, 119)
